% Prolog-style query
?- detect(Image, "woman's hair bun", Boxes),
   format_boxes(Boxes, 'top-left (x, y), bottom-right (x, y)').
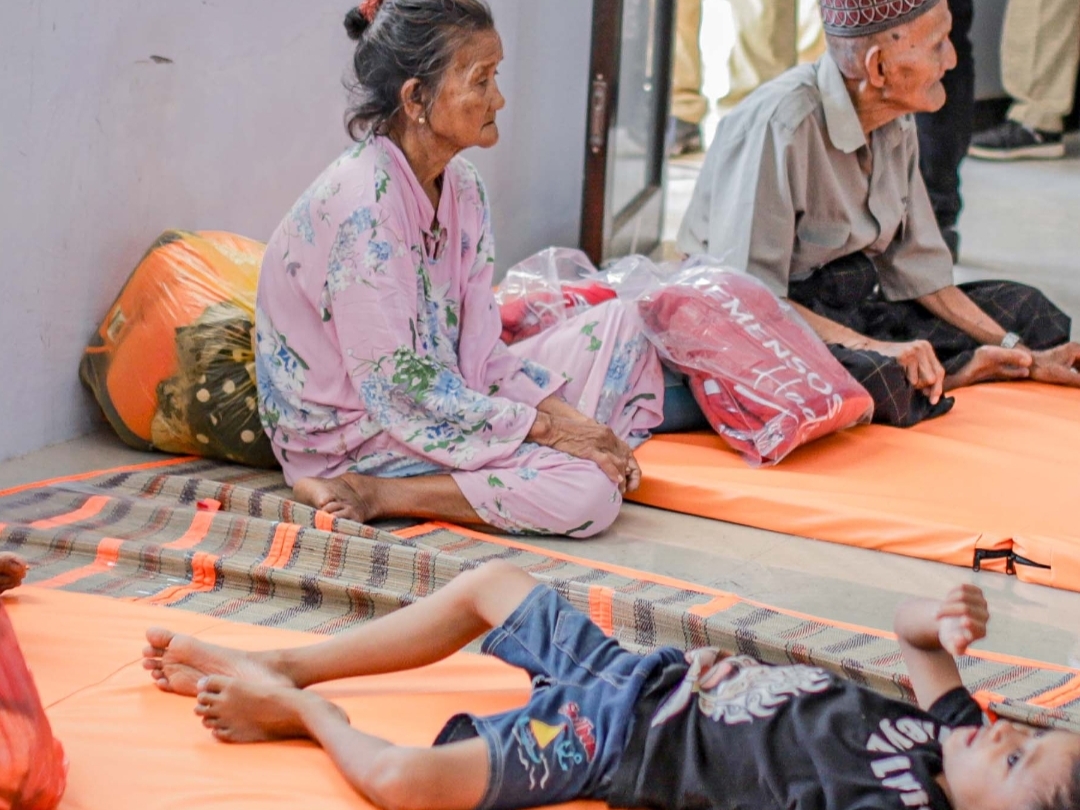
top-left (343, 7), bottom-right (368, 41)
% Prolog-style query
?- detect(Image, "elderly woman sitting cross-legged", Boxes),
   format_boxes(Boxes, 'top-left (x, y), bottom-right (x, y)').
top-left (255, 0), bottom-right (665, 538)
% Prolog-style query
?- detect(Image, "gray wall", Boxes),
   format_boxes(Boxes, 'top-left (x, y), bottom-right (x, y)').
top-left (0, 0), bottom-right (590, 462)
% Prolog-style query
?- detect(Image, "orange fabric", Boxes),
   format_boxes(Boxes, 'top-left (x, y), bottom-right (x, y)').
top-left (0, 456), bottom-right (195, 499)
top-left (145, 551), bottom-right (220, 606)
top-left (0, 602), bottom-right (66, 810)
top-left (7, 587), bottom-right (602, 810)
top-left (628, 383), bottom-right (1080, 590)
top-left (86, 231), bottom-right (263, 440)
top-left (167, 509), bottom-right (218, 550)
top-left (587, 586), bottom-right (615, 635)
top-left (1028, 676), bottom-right (1080, 709)
top-left (28, 495), bottom-right (111, 530)
top-left (32, 537), bottom-right (125, 590)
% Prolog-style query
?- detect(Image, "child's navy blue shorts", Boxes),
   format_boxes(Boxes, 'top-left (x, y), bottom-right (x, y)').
top-left (434, 584), bottom-right (682, 810)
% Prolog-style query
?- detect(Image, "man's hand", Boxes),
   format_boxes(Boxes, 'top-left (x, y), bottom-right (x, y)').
top-left (868, 339), bottom-right (946, 404)
top-left (934, 584), bottom-right (989, 656)
top-left (1029, 342), bottom-right (1080, 387)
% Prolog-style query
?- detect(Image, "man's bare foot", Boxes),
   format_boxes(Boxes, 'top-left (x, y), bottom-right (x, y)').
top-left (194, 675), bottom-right (347, 743)
top-left (945, 345), bottom-right (1032, 390)
top-left (142, 628), bottom-right (293, 697)
top-left (1030, 342), bottom-right (1080, 387)
top-left (0, 553), bottom-right (27, 595)
top-left (292, 474), bottom-right (382, 523)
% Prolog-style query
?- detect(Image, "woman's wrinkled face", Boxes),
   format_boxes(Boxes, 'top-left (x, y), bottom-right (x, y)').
top-left (427, 29), bottom-right (505, 151)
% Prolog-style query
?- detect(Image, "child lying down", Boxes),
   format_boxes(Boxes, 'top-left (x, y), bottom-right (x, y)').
top-left (143, 560), bottom-right (1080, 810)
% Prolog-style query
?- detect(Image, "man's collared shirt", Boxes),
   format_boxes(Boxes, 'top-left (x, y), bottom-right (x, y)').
top-left (676, 53), bottom-right (954, 302)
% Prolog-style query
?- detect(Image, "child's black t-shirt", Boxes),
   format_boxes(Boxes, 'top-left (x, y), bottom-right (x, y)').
top-left (607, 655), bottom-right (983, 810)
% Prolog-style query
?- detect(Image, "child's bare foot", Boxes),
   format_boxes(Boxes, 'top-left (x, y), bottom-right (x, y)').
top-left (194, 675), bottom-right (347, 743)
top-left (0, 553), bottom-right (27, 595)
top-left (945, 345), bottom-right (1032, 390)
top-left (142, 628), bottom-right (293, 696)
top-left (292, 474), bottom-right (382, 523)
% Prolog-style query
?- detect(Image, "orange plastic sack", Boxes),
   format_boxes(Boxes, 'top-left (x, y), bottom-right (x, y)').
top-left (80, 231), bottom-right (278, 467)
top-left (0, 603), bottom-right (66, 810)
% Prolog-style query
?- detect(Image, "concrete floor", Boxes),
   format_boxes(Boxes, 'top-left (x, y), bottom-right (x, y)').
top-left (2, 136), bottom-right (1079, 669)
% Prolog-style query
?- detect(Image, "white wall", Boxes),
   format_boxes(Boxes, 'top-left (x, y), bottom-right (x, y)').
top-left (0, 0), bottom-right (591, 461)
top-left (473, 1), bottom-right (591, 270)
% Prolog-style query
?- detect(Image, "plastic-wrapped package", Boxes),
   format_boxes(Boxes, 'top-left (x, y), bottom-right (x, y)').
top-left (0, 603), bottom-right (66, 810)
top-left (615, 257), bottom-right (874, 465)
top-left (496, 247), bottom-right (616, 344)
top-left (80, 231), bottom-right (278, 467)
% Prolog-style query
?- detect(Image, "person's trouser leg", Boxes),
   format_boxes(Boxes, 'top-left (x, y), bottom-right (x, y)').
top-left (825, 345), bottom-right (955, 428)
top-left (1002, 0), bottom-right (1080, 133)
top-left (916, 0), bottom-right (975, 231)
top-left (452, 445), bottom-right (623, 537)
top-left (796, 0), bottom-right (826, 63)
top-left (787, 255), bottom-right (955, 427)
top-left (453, 300), bottom-right (666, 538)
top-left (509, 300), bottom-right (666, 441)
top-left (724, 0), bottom-right (798, 103)
top-left (791, 254), bottom-right (1072, 425)
top-left (672, 0), bottom-right (708, 125)
top-left (879, 280), bottom-right (1073, 374)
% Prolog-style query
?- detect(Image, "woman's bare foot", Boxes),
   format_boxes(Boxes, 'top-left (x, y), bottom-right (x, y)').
top-left (0, 553), bottom-right (27, 595)
top-left (194, 674), bottom-right (347, 743)
top-left (945, 345), bottom-right (1032, 390)
top-left (142, 628), bottom-right (294, 697)
top-left (292, 474), bottom-right (382, 523)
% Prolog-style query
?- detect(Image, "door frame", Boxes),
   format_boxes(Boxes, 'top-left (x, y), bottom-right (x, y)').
top-left (580, 0), bottom-right (674, 266)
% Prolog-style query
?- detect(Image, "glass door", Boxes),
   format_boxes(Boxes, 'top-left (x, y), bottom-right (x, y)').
top-left (580, 0), bottom-right (675, 265)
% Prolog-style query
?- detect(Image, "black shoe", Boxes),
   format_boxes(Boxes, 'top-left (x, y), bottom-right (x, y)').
top-left (667, 117), bottom-right (703, 157)
top-left (968, 120), bottom-right (1065, 161)
top-left (940, 225), bottom-right (960, 264)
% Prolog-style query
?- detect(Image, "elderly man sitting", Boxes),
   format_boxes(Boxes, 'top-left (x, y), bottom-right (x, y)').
top-left (678, 0), bottom-right (1080, 426)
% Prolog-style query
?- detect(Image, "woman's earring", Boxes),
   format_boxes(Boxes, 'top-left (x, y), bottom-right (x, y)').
top-left (418, 115), bottom-right (426, 125)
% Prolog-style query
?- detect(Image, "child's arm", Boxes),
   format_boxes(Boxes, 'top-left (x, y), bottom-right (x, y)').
top-left (893, 584), bottom-right (989, 710)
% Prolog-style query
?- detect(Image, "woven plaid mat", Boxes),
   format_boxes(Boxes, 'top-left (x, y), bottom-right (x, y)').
top-left (1, 456), bottom-right (1077, 731)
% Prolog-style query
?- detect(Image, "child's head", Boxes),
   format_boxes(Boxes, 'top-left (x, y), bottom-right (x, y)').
top-left (942, 721), bottom-right (1080, 810)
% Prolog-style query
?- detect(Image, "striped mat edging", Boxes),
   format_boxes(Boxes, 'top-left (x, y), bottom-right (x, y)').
top-left (0, 457), bottom-right (1076, 732)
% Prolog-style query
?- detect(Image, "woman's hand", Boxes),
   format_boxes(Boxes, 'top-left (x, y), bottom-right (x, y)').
top-left (528, 411), bottom-right (641, 493)
top-left (536, 394), bottom-right (592, 424)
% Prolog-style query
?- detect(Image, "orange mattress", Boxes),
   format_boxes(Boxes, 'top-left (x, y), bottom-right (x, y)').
top-left (9, 587), bottom-right (599, 810)
top-left (629, 383), bottom-right (1080, 591)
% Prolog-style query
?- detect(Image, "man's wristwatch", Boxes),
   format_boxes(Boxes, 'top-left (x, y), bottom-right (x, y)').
top-left (1000, 332), bottom-right (1022, 349)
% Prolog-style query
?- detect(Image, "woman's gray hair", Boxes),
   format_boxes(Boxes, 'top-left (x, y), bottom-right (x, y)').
top-left (342, 0), bottom-right (495, 140)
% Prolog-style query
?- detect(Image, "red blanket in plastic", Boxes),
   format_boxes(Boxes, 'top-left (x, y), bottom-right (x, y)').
top-left (499, 282), bottom-right (617, 344)
top-left (638, 278), bottom-right (873, 465)
top-left (0, 602), bottom-right (66, 810)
